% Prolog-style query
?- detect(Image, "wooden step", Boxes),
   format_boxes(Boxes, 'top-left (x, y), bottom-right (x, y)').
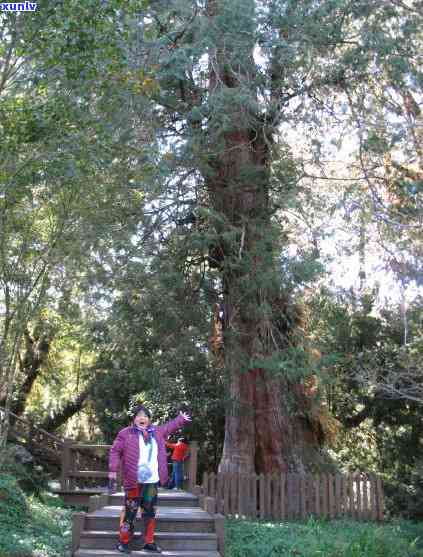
top-left (79, 531), bottom-right (218, 551)
top-left (75, 550), bottom-right (221, 557)
top-left (86, 506), bottom-right (214, 533)
top-left (109, 491), bottom-right (199, 508)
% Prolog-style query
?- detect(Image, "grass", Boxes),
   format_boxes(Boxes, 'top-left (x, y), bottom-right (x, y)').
top-left (226, 517), bottom-right (423, 557)
top-left (0, 476), bottom-right (73, 557)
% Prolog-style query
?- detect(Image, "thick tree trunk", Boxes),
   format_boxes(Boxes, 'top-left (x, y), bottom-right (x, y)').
top-left (207, 0), bottom-right (323, 474)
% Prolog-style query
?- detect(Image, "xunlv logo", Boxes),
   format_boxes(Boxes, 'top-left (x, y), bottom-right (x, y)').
top-left (1, 2), bottom-right (38, 10)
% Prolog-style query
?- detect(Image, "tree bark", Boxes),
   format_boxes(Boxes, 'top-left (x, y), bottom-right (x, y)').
top-left (206, 0), bottom-right (323, 474)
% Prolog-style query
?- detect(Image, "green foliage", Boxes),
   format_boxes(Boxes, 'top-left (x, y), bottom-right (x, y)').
top-left (0, 445), bottom-right (49, 496)
top-left (226, 518), bottom-right (423, 557)
top-left (309, 288), bottom-right (423, 517)
top-left (0, 485), bottom-right (72, 557)
top-left (0, 475), bottom-right (28, 528)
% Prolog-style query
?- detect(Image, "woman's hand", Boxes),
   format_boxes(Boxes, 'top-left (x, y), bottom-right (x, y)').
top-left (108, 471), bottom-right (117, 480)
top-left (180, 411), bottom-right (192, 421)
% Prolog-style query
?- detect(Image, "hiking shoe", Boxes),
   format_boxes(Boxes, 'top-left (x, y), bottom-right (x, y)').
top-left (116, 543), bottom-right (131, 554)
top-left (143, 543), bottom-right (162, 553)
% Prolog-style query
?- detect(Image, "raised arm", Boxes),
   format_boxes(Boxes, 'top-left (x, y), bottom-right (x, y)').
top-left (159, 412), bottom-right (191, 439)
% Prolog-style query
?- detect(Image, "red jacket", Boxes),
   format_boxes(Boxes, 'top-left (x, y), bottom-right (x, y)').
top-left (166, 441), bottom-right (189, 462)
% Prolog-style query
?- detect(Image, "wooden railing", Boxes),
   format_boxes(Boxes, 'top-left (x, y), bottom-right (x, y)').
top-left (61, 440), bottom-right (199, 491)
top-left (200, 472), bottom-right (384, 521)
top-left (1, 407), bottom-right (64, 468)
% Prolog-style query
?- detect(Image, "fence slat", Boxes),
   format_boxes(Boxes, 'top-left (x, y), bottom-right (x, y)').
top-left (249, 474), bottom-right (256, 519)
top-left (348, 475), bottom-right (355, 517)
top-left (335, 474), bottom-right (342, 518)
top-left (272, 475), bottom-right (279, 520)
top-left (231, 473), bottom-right (237, 515)
top-left (300, 475), bottom-right (307, 520)
top-left (362, 475), bottom-right (369, 520)
top-left (355, 475), bottom-right (362, 520)
top-left (217, 473), bottom-right (224, 514)
top-left (376, 476), bottom-right (384, 521)
top-left (199, 471), bottom-right (384, 523)
top-left (280, 473), bottom-right (286, 521)
top-left (328, 474), bottom-right (335, 519)
top-left (223, 473), bottom-right (230, 516)
top-left (259, 474), bottom-right (265, 519)
top-left (341, 476), bottom-right (348, 517)
top-left (265, 474), bottom-right (272, 519)
top-left (238, 474), bottom-right (247, 516)
top-left (369, 473), bottom-right (378, 521)
top-left (314, 475), bottom-right (320, 517)
top-left (322, 475), bottom-right (329, 518)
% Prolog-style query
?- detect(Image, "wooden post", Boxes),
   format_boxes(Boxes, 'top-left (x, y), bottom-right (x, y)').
top-left (204, 496), bottom-right (216, 515)
top-left (192, 485), bottom-right (203, 497)
top-left (203, 472), bottom-right (209, 497)
top-left (187, 441), bottom-right (198, 491)
top-left (61, 439), bottom-right (73, 490)
top-left (72, 512), bottom-right (85, 554)
top-left (210, 473), bottom-right (216, 499)
top-left (89, 495), bottom-right (100, 513)
top-left (215, 513), bottom-right (225, 557)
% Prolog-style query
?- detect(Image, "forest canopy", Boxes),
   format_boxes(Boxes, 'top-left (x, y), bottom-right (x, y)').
top-left (0, 0), bottom-right (422, 517)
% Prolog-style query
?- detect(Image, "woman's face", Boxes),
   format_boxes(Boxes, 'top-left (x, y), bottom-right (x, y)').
top-left (134, 411), bottom-right (150, 428)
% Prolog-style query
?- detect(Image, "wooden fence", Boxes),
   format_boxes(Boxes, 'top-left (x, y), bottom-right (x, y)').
top-left (61, 440), bottom-right (199, 492)
top-left (201, 472), bottom-right (384, 521)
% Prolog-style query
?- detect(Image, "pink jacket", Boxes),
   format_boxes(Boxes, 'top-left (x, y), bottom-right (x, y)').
top-left (109, 414), bottom-right (188, 489)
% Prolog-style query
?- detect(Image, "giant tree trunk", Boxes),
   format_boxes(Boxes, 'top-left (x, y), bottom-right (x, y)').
top-left (206, 0), bottom-right (323, 474)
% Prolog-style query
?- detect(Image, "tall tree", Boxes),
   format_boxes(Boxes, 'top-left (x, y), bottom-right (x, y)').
top-left (126, 0), bottom-right (422, 473)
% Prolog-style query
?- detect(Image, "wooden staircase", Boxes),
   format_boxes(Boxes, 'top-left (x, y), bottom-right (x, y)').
top-left (73, 489), bottom-right (223, 557)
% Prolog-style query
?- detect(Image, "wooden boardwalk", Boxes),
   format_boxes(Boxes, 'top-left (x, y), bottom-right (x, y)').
top-left (73, 489), bottom-right (223, 557)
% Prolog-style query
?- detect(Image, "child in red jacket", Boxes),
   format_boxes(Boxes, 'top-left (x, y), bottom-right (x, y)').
top-left (166, 437), bottom-right (189, 490)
